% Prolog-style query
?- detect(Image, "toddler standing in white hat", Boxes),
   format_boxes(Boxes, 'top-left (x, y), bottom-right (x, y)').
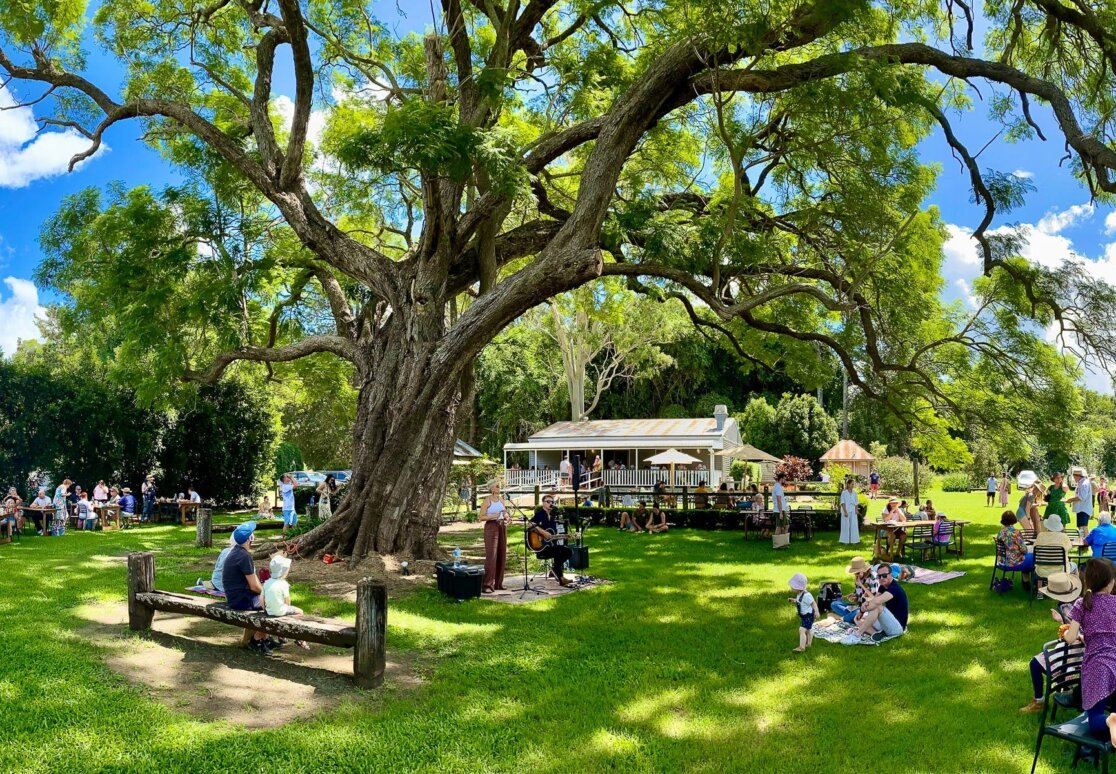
top-left (788, 573), bottom-right (819, 652)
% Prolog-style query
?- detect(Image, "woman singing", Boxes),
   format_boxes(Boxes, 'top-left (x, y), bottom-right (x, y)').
top-left (480, 482), bottom-right (510, 593)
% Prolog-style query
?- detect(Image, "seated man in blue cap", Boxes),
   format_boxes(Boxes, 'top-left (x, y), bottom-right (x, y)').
top-left (221, 521), bottom-right (273, 654)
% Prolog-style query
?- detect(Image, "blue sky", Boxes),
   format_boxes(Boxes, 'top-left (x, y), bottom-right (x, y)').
top-left (1, 4), bottom-right (1114, 390)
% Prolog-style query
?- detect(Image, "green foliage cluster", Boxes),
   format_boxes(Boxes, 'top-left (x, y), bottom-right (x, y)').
top-left (872, 455), bottom-right (936, 497)
top-left (0, 357), bottom-right (274, 502)
top-left (940, 472), bottom-right (977, 492)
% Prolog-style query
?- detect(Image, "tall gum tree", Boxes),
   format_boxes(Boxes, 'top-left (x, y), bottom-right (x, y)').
top-left (7, 0), bottom-right (1116, 562)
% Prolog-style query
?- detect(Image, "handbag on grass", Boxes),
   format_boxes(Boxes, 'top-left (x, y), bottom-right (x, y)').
top-left (772, 532), bottom-right (790, 549)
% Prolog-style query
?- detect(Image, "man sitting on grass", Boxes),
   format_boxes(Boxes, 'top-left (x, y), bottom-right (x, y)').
top-left (845, 563), bottom-right (908, 643)
top-left (619, 502), bottom-right (646, 532)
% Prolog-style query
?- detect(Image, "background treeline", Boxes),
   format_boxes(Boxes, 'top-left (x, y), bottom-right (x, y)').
top-left (0, 350), bottom-right (275, 502)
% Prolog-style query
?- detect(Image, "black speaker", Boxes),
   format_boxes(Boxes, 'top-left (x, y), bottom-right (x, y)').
top-left (568, 544), bottom-right (590, 570)
top-left (571, 454), bottom-right (582, 492)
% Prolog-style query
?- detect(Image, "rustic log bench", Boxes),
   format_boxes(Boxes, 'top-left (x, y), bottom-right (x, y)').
top-left (126, 552), bottom-right (386, 688)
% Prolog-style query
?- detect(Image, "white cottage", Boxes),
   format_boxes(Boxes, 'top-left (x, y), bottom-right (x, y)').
top-left (503, 405), bottom-right (741, 489)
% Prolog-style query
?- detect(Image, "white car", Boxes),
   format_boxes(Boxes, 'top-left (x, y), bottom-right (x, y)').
top-left (287, 470), bottom-right (326, 487)
top-left (1016, 470), bottom-right (1038, 491)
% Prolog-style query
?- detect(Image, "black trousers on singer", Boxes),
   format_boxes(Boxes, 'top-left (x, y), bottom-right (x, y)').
top-left (536, 544), bottom-right (572, 578)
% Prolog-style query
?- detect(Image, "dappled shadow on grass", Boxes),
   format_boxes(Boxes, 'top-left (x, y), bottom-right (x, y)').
top-left (0, 509), bottom-right (1079, 772)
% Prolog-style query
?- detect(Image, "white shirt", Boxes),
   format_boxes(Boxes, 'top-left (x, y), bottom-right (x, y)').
top-left (987, 477), bottom-right (997, 492)
top-left (189, 491), bottom-right (202, 503)
top-left (773, 483), bottom-right (786, 512)
top-left (560, 459), bottom-right (571, 475)
top-left (1076, 478), bottom-right (1094, 516)
top-left (32, 496), bottom-right (52, 508)
top-left (263, 577), bottom-right (292, 616)
top-left (795, 590), bottom-right (815, 615)
top-left (840, 489), bottom-right (859, 518)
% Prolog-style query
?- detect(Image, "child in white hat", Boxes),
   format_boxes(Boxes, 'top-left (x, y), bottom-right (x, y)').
top-left (263, 554), bottom-right (303, 617)
top-left (787, 573), bottom-right (819, 652)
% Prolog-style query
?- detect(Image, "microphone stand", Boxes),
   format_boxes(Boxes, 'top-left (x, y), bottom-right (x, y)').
top-left (504, 493), bottom-right (546, 598)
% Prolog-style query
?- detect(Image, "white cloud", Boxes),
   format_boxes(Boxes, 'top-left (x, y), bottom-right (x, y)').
top-left (0, 86), bottom-right (107, 188)
top-left (1105, 211), bottom-right (1116, 236)
top-left (1037, 203), bottom-right (1094, 235)
top-left (272, 95), bottom-right (327, 150)
top-left (0, 277), bottom-right (45, 356)
top-left (1012, 169), bottom-right (1034, 179)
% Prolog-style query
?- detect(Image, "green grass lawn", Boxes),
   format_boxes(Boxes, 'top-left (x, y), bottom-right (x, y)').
top-left (0, 488), bottom-right (1076, 772)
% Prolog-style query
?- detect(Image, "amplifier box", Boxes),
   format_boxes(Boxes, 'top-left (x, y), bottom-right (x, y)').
top-left (435, 562), bottom-right (485, 601)
top-left (567, 544), bottom-right (589, 570)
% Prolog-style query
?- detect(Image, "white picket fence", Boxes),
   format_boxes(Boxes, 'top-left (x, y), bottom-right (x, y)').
top-left (504, 468), bottom-right (715, 489)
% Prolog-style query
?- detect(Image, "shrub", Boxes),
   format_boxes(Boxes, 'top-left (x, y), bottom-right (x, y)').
top-left (659, 403), bottom-right (689, 419)
top-left (823, 463), bottom-right (854, 491)
top-left (775, 456), bottom-right (813, 481)
top-left (873, 456), bottom-right (937, 497)
top-left (940, 472), bottom-right (975, 492)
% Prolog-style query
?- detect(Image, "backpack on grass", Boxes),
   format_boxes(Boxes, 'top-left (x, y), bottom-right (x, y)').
top-left (818, 582), bottom-right (842, 613)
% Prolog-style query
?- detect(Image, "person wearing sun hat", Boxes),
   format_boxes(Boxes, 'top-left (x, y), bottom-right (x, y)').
top-left (1019, 572), bottom-right (1083, 713)
top-left (1033, 515), bottom-right (1077, 579)
top-left (829, 557), bottom-right (873, 623)
top-left (787, 573), bottom-right (818, 652)
top-left (881, 497), bottom-right (908, 556)
top-left (221, 521), bottom-right (272, 653)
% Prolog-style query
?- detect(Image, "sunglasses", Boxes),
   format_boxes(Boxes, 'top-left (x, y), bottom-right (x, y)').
top-left (543, 499), bottom-right (554, 504)
top-left (875, 572), bottom-right (892, 579)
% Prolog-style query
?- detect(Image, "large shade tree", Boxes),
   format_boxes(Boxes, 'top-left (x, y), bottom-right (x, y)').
top-left (5, 0), bottom-right (1116, 561)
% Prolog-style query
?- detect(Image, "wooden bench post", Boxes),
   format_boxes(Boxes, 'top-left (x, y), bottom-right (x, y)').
top-left (354, 578), bottom-right (386, 689)
top-left (195, 508), bottom-right (212, 548)
top-left (127, 552), bottom-right (156, 631)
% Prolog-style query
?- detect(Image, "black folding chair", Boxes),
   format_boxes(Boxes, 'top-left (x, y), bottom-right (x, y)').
top-left (1031, 545), bottom-right (1071, 607)
top-left (927, 520), bottom-right (955, 564)
top-left (908, 525), bottom-right (934, 562)
top-left (991, 537), bottom-right (1019, 592)
top-left (1031, 639), bottom-right (1103, 774)
top-left (1102, 542), bottom-right (1116, 561)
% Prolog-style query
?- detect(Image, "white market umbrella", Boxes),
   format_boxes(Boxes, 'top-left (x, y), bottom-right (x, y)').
top-left (644, 449), bottom-right (702, 486)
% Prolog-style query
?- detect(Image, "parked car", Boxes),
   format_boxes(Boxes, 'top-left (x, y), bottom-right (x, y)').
top-left (320, 470), bottom-right (352, 484)
top-left (286, 470), bottom-right (326, 487)
top-left (1016, 470), bottom-right (1038, 491)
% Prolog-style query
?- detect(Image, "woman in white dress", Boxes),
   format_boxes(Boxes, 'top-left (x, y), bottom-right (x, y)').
top-left (839, 478), bottom-right (861, 544)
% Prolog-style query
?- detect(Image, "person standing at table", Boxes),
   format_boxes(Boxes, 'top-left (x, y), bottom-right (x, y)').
top-left (51, 479), bottom-right (71, 535)
top-left (279, 473), bottom-right (297, 536)
top-left (1045, 472), bottom-right (1071, 527)
top-left (1074, 467), bottom-right (1095, 539)
top-left (93, 480), bottom-right (109, 505)
top-left (839, 478), bottom-right (861, 545)
top-left (141, 475), bottom-right (157, 522)
top-left (772, 473), bottom-right (789, 537)
top-left (479, 482), bottom-right (509, 593)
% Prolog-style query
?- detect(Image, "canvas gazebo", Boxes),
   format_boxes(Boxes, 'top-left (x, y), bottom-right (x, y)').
top-left (819, 440), bottom-right (875, 478)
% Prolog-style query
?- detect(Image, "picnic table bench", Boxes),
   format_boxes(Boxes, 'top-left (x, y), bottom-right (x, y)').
top-left (126, 552), bottom-right (386, 688)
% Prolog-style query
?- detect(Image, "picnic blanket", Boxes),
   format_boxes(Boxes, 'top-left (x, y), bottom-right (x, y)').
top-left (904, 566), bottom-right (966, 585)
top-left (811, 617), bottom-right (905, 646)
top-left (185, 585), bottom-right (225, 598)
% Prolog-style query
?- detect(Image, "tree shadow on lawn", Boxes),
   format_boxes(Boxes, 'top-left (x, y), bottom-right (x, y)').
top-left (0, 522), bottom-right (1074, 772)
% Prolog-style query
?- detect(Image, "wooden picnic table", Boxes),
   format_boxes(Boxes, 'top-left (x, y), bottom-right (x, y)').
top-left (177, 500), bottom-right (200, 525)
top-left (869, 518), bottom-right (972, 559)
top-left (18, 505), bottom-right (55, 535)
top-left (95, 503), bottom-right (122, 530)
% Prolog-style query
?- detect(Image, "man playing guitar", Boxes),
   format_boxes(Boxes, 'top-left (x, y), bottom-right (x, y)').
top-left (530, 496), bottom-right (574, 587)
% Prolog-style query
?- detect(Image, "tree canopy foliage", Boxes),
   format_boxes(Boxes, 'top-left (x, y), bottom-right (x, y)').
top-left (5, 0), bottom-right (1116, 559)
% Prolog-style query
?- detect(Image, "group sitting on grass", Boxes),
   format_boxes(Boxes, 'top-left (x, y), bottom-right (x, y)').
top-left (617, 502), bottom-right (668, 533)
top-left (793, 555), bottom-right (911, 649)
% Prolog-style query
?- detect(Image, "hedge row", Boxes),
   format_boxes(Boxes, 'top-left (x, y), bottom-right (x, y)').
top-left (577, 506), bottom-right (841, 532)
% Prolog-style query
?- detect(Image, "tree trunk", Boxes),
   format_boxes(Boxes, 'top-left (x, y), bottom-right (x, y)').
top-left (275, 309), bottom-right (465, 564)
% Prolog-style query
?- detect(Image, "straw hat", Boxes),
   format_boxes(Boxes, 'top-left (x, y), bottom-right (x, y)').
top-left (887, 497), bottom-right (900, 505)
top-left (1043, 515), bottom-right (1064, 533)
top-left (1072, 466), bottom-right (1087, 478)
top-left (787, 573), bottom-right (808, 592)
top-left (1040, 572), bottom-right (1082, 603)
top-left (846, 556), bottom-right (871, 575)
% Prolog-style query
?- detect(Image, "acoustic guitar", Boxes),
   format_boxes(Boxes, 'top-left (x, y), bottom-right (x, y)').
top-left (526, 525), bottom-right (569, 553)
